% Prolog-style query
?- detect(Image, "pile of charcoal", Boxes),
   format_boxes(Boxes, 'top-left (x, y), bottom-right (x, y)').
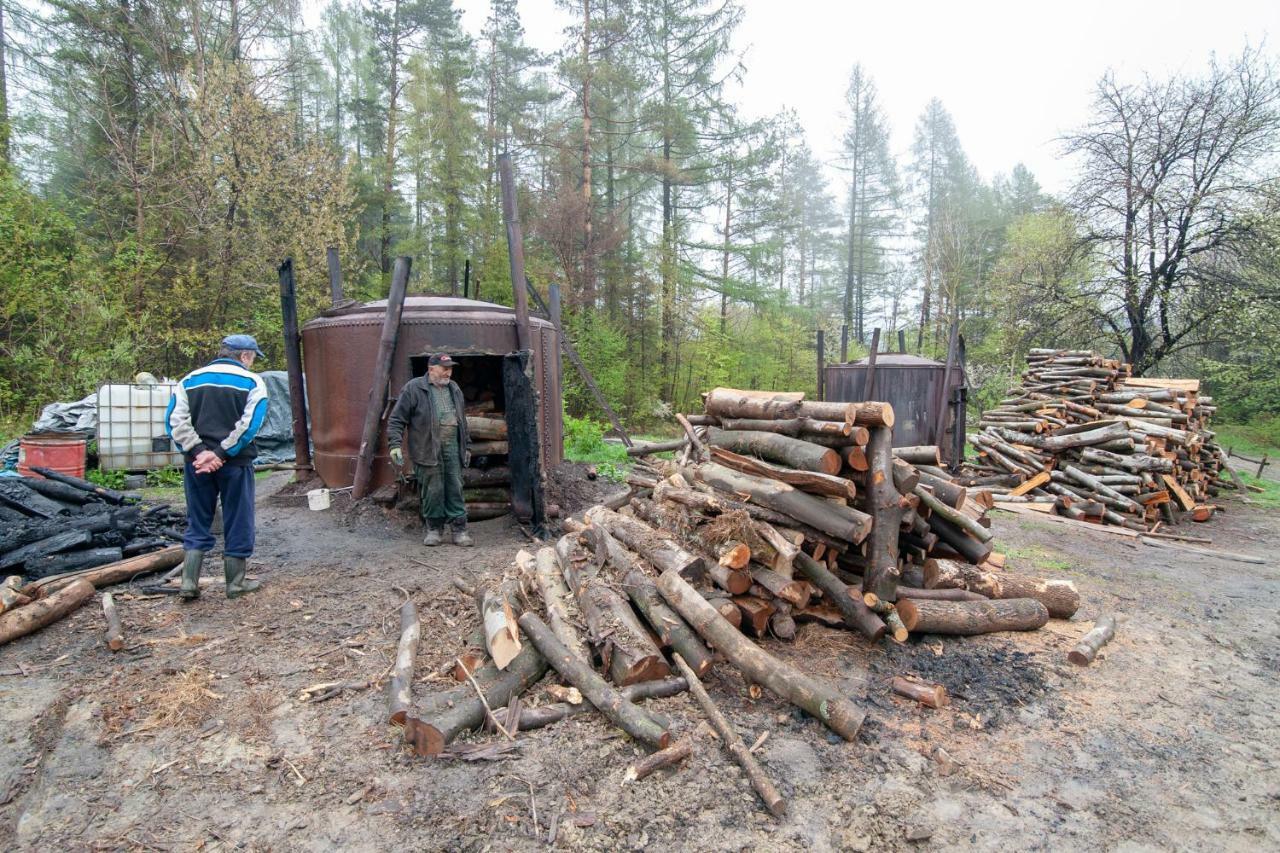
top-left (0, 467), bottom-right (185, 579)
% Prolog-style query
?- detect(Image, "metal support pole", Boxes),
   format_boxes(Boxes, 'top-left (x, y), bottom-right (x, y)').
top-left (499, 154), bottom-right (532, 352)
top-left (816, 329), bottom-right (825, 402)
top-left (278, 259), bottom-right (312, 479)
top-left (840, 324), bottom-right (849, 363)
top-left (352, 256), bottom-right (411, 499)
top-left (326, 247), bottom-right (343, 306)
top-left (863, 328), bottom-right (881, 401)
top-left (898, 329), bottom-right (907, 354)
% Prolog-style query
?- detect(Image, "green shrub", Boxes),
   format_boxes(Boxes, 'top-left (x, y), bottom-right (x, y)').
top-left (86, 468), bottom-right (127, 489)
top-left (146, 467), bottom-right (184, 487)
top-left (564, 414), bottom-right (630, 469)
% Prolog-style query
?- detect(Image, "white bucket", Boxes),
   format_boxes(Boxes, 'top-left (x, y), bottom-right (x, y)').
top-left (306, 488), bottom-right (331, 511)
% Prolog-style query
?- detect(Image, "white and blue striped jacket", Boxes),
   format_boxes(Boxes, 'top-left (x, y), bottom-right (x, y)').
top-left (166, 358), bottom-right (269, 466)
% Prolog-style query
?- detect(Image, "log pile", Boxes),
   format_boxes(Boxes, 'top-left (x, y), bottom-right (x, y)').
top-left (967, 350), bottom-right (1229, 529)
top-left (0, 467), bottom-right (184, 578)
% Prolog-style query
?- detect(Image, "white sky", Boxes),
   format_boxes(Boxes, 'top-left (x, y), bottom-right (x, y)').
top-left (452, 0), bottom-right (1279, 195)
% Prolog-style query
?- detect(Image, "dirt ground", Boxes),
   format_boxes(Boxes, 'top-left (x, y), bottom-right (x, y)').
top-left (1, 470), bottom-right (1277, 852)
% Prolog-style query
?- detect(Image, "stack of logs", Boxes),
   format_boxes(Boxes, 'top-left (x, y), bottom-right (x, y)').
top-left (0, 467), bottom-right (185, 578)
top-left (968, 349), bottom-right (1229, 528)
top-left (396, 389), bottom-right (1081, 772)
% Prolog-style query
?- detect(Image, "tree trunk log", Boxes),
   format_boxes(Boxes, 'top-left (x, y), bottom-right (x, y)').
top-left (534, 547), bottom-right (590, 663)
top-left (102, 592), bottom-right (124, 652)
top-left (403, 641), bottom-right (548, 756)
top-left (793, 552), bottom-right (885, 641)
top-left (749, 565), bottom-right (809, 607)
top-left (389, 598), bottom-right (421, 724)
top-left (462, 466), bottom-right (511, 487)
top-left (753, 521), bottom-right (799, 577)
top-left (514, 676), bottom-right (687, 731)
top-left (733, 595), bottom-right (775, 636)
top-left (895, 597), bottom-right (1049, 635)
top-left (891, 676), bottom-right (949, 708)
top-left (622, 569), bottom-right (714, 677)
top-left (22, 546), bottom-right (184, 598)
top-left (0, 578), bottom-right (95, 646)
top-left (704, 595), bottom-right (742, 629)
top-left (626, 438), bottom-right (688, 456)
top-left (657, 570), bottom-right (866, 740)
top-left (797, 400), bottom-right (895, 428)
top-left (624, 738), bottom-right (693, 782)
top-left (518, 612), bottom-right (670, 749)
top-left (924, 514), bottom-right (993, 565)
top-left (466, 416), bottom-right (508, 440)
top-left (861, 425), bottom-right (903, 602)
top-left (915, 485), bottom-right (993, 542)
top-left (585, 506), bottom-right (704, 582)
top-left (720, 417), bottom-right (854, 438)
top-left (694, 463), bottom-right (872, 543)
top-left (893, 446), bottom-right (942, 465)
top-left (1068, 614), bottom-right (1117, 666)
top-left (481, 587), bottom-right (521, 670)
top-left (708, 447), bottom-right (856, 500)
top-left (704, 388), bottom-right (802, 420)
top-left (0, 529), bottom-right (92, 572)
top-left (671, 653), bottom-right (786, 817)
top-left (706, 429), bottom-right (841, 475)
top-left (898, 586), bottom-right (988, 602)
top-left (915, 471), bottom-right (966, 509)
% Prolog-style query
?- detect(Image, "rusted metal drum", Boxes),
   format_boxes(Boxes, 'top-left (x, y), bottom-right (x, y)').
top-left (301, 296), bottom-right (563, 490)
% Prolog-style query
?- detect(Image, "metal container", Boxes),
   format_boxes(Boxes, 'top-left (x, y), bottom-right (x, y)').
top-left (824, 353), bottom-right (968, 463)
top-left (301, 296), bottom-right (563, 490)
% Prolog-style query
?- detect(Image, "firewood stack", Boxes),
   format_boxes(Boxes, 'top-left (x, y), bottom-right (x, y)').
top-left (967, 349), bottom-right (1229, 528)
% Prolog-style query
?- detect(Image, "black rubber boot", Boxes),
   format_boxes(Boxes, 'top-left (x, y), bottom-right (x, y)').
top-left (180, 550), bottom-right (204, 600)
top-left (224, 557), bottom-right (261, 599)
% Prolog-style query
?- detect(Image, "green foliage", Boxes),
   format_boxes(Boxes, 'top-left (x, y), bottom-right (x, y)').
top-left (563, 414), bottom-right (630, 472)
top-left (1214, 419), bottom-right (1280, 459)
top-left (86, 468), bottom-right (127, 489)
top-left (1240, 474), bottom-right (1280, 510)
top-left (146, 467), bottom-right (185, 488)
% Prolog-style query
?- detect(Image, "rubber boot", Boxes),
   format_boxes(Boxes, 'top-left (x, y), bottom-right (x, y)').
top-left (451, 520), bottom-right (474, 548)
top-left (180, 550), bottom-right (204, 601)
top-left (224, 556), bottom-right (261, 599)
top-left (423, 525), bottom-right (444, 547)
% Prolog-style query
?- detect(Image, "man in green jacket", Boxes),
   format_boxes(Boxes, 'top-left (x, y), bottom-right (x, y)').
top-left (387, 353), bottom-right (473, 547)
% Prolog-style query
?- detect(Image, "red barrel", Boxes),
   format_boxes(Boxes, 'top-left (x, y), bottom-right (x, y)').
top-left (17, 433), bottom-right (88, 479)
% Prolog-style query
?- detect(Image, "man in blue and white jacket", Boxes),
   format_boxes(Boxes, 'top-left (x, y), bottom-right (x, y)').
top-left (166, 334), bottom-right (270, 600)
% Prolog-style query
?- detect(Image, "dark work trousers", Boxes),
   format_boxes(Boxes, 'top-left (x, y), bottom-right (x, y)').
top-left (182, 461), bottom-right (256, 557)
top-left (416, 442), bottom-right (466, 529)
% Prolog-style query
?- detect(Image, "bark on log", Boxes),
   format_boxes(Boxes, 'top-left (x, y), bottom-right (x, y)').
top-left (514, 676), bottom-right (688, 731)
top-left (518, 612), bottom-right (670, 749)
top-left (719, 417), bottom-right (853, 438)
top-left (657, 570), bottom-right (866, 740)
top-left (861, 425), bottom-right (902, 602)
top-left (22, 546), bottom-right (184, 598)
top-left (708, 564), bottom-right (752, 595)
top-left (481, 587), bottom-right (522, 670)
top-left (694, 463), bottom-right (872, 543)
top-left (893, 446), bottom-right (942, 466)
top-left (925, 514), bottom-right (993, 565)
top-left (914, 485), bottom-right (993, 542)
top-left (624, 739), bottom-right (693, 782)
top-left (534, 547), bottom-right (590, 663)
top-left (0, 578), bottom-right (95, 646)
top-left (796, 400), bottom-right (895, 428)
top-left (749, 565), bottom-right (810, 607)
top-left (1038, 422), bottom-right (1130, 452)
top-left (708, 447), bottom-right (856, 500)
top-left (891, 458), bottom-right (921, 495)
top-left (626, 438), bottom-right (688, 457)
top-left (584, 506), bottom-right (705, 582)
top-left (102, 592), bottom-right (124, 652)
top-left (706, 428), bottom-right (842, 475)
top-left (389, 598), bottom-right (421, 724)
top-left (466, 416), bottom-right (508, 440)
top-left (915, 471), bottom-right (966, 509)
top-left (891, 677), bottom-right (949, 709)
top-left (403, 642), bottom-right (548, 756)
top-left (733, 595), bottom-right (775, 636)
top-left (753, 521), bottom-right (799, 577)
top-left (26, 547), bottom-right (124, 578)
top-left (622, 569), bottom-right (714, 677)
top-left (898, 586), bottom-right (988, 602)
top-left (469, 441), bottom-right (510, 456)
top-left (704, 388), bottom-right (802, 420)
top-left (793, 552), bottom-right (885, 641)
top-left (704, 595), bottom-right (742, 629)
top-left (895, 597), bottom-right (1049, 635)
top-left (0, 530), bottom-right (92, 572)
top-left (461, 466), bottom-right (511, 487)
top-left (1068, 614), bottom-right (1118, 666)
top-left (671, 653), bottom-right (787, 818)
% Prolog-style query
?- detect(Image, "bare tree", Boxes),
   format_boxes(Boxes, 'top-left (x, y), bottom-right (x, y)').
top-left (1063, 48), bottom-right (1280, 374)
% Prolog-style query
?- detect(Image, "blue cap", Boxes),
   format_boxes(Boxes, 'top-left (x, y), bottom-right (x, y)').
top-left (222, 334), bottom-right (265, 357)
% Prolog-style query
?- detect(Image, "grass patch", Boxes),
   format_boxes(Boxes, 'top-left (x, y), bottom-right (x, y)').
top-left (1239, 474), bottom-right (1280, 510)
top-left (1214, 421), bottom-right (1280, 461)
top-left (1003, 541), bottom-right (1072, 573)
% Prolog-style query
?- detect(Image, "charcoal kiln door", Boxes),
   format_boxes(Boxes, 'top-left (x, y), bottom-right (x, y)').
top-left (502, 351), bottom-right (545, 531)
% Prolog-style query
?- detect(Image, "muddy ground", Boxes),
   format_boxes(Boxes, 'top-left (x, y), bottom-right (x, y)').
top-left (1, 470), bottom-right (1277, 852)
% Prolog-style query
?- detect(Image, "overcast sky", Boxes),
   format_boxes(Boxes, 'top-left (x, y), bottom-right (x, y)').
top-left (451, 0), bottom-right (1278, 195)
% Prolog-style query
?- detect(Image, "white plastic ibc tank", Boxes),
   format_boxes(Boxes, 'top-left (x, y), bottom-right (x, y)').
top-left (97, 383), bottom-right (184, 472)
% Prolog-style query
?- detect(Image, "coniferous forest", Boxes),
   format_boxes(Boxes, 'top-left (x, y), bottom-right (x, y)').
top-left (1, 0), bottom-right (1278, 437)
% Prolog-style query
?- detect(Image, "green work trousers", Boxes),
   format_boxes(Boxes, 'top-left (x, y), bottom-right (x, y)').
top-left (416, 442), bottom-right (465, 528)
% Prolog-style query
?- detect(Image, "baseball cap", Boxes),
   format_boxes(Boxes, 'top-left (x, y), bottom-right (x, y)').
top-left (222, 334), bottom-right (266, 357)
top-left (428, 353), bottom-right (456, 367)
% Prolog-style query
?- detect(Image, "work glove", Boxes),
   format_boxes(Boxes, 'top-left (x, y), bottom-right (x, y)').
top-left (390, 447), bottom-right (404, 467)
